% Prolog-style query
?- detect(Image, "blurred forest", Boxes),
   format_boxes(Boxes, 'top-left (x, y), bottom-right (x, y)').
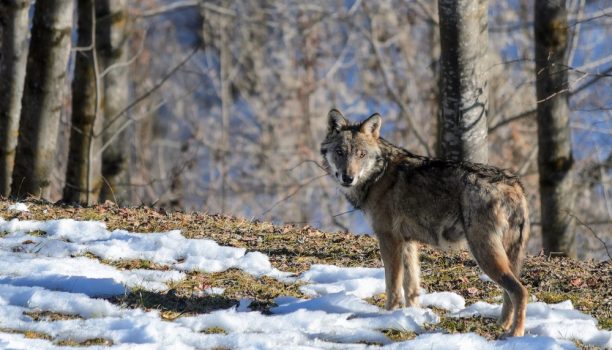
top-left (0, 0), bottom-right (610, 260)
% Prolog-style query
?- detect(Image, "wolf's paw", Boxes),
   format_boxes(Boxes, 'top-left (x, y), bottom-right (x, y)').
top-left (405, 295), bottom-right (419, 308)
top-left (500, 328), bottom-right (525, 339)
top-left (497, 316), bottom-right (513, 331)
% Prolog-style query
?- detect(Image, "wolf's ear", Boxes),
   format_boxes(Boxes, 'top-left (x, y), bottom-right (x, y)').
top-left (360, 113), bottom-right (382, 139)
top-left (328, 109), bottom-right (347, 133)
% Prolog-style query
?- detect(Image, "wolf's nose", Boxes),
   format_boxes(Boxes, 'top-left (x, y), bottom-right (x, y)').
top-left (341, 174), bottom-right (354, 184)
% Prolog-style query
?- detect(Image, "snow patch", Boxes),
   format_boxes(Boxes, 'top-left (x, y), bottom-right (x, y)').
top-left (453, 300), bottom-right (612, 348)
top-left (7, 203), bottom-right (29, 212)
top-left (0, 215), bottom-right (607, 349)
top-left (0, 217), bottom-right (293, 292)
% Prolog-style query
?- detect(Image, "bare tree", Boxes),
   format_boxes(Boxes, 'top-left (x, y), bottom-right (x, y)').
top-left (11, 0), bottom-right (75, 199)
top-left (436, 0), bottom-right (489, 163)
top-left (59, 1), bottom-right (607, 258)
top-left (0, 0), bottom-right (31, 196)
top-left (97, 0), bottom-right (132, 205)
top-left (534, 0), bottom-right (576, 257)
top-left (64, 0), bottom-right (103, 205)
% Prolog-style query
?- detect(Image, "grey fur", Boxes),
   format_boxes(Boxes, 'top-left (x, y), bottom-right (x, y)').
top-left (321, 109), bottom-right (530, 337)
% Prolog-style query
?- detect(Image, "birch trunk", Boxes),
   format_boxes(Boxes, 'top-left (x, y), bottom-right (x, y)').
top-left (97, 0), bottom-right (131, 205)
top-left (0, 0), bottom-right (31, 196)
top-left (64, 0), bottom-right (103, 205)
top-left (534, 0), bottom-right (576, 257)
top-left (11, 0), bottom-right (74, 199)
top-left (436, 0), bottom-right (489, 163)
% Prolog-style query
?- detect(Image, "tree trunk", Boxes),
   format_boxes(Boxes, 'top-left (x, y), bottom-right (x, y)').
top-left (436, 0), bottom-right (489, 163)
top-left (534, 0), bottom-right (576, 257)
top-left (97, 0), bottom-right (132, 205)
top-left (11, 0), bottom-right (74, 199)
top-left (219, 17), bottom-right (231, 213)
top-left (64, 0), bottom-right (103, 205)
top-left (0, 0), bottom-right (31, 197)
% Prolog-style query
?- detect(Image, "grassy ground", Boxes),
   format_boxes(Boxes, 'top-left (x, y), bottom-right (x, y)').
top-left (1, 198), bottom-right (610, 346)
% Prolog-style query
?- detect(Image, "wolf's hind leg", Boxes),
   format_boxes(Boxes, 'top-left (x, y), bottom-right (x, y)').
top-left (499, 292), bottom-right (513, 330)
top-left (467, 236), bottom-right (528, 337)
top-left (500, 230), bottom-right (527, 331)
top-left (403, 241), bottom-right (420, 307)
top-left (378, 233), bottom-right (404, 310)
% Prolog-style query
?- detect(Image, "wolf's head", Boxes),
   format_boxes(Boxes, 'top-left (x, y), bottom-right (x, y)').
top-left (320, 109), bottom-right (384, 187)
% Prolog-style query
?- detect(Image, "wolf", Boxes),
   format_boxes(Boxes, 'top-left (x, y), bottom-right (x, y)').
top-left (320, 109), bottom-right (530, 337)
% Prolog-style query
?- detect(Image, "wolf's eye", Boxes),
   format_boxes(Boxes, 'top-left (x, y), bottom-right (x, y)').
top-left (358, 150), bottom-right (367, 158)
top-left (335, 149), bottom-right (344, 156)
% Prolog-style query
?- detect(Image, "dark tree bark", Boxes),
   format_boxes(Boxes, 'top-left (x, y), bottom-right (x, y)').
top-left (0, 0), bottom-right (31, 196)
top-left (97, 0), bottom-right (131, 205)
top-left (436, 0), bottom-right (489, 163)
top-left (64, 0), bottom-right (103, 205)
top-left (534, 0), bottom-right (576, 257)
top-left (11, 0), bottom-right (74, 199)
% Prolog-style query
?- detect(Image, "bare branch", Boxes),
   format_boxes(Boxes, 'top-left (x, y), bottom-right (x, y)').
top-left (138, 0), bottom-right (198, 18)
top-left (488, 109), bottom-right (536, 132)
top-left (260, 174), bottom-right (327, 216)
top-left (567, 211), bottom-right (612, 261)
top-left (96, 45), bottom-right (200, 139)
top-left (347, 18), bottom-right (432, 156)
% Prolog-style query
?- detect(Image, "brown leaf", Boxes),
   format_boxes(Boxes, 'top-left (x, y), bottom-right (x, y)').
top-left (585, 277), bottom-right (598, 288)
top-left (569, 278), bottom-right (583, 287)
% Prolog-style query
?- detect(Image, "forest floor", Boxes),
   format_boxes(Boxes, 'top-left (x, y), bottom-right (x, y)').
top-left (0, 198), bottom-right (610, 349)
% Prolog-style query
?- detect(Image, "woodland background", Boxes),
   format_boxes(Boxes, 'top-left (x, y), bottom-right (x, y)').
top-left (0, 0), bottom-right (610, 260)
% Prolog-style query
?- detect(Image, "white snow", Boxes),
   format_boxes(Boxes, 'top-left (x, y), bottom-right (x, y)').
top-left (453, 300), bottom-right (612, 348)
top-left (7, 203), bottom-right (29, 212)
top-left (204, 287), bottom-right (226, 295)
top-left (0, 251), bottom-right (183, 295)
top-left (0, 217), bottom-right (293, 290)
top-left (298, 264), bottom-right (385, 298)
top-left (0, 213), bottom-right (609, 349)
top-left (479, 273), bottom-right (493, 282)
top-left (297, 264), bottom-right (466, 312)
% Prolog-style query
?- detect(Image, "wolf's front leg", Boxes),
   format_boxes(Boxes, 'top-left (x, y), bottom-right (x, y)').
top-left (378, 233), bottom-right (404, 310)
top-left (403, 241), bottom-right (420, 307)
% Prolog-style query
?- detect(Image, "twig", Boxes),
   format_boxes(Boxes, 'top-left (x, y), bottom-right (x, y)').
top-left (572, 66), bottom-right (612, 95)
top-left (96, 45), bottom-right (200, 139)
top-left (517, 145), bottom-right (538, 176)
top-left (138, 0), bottom-right (199, 18)
top-left (99, 27), bottom-right (149, 78)
top-left (488, 66), bottom-right (612, 133)
top-left (332, 208), bottom-right (358, 218)
top-left (356, 20), bottom-right (432, 156)
top-left (285, 159), bottom-right (327, 173)
top-left (566, 0), bottom-right (585, 65)
top-left (100, 175), bottom-right (118, 204)
top-left (96, 82), bottom-right (201, 159)
top-left (488, 109), bottom-right (536, 132)
top-left (260, 174), bottom-right (327, 216)
top-left (567, 211), bottom-right (612, 261)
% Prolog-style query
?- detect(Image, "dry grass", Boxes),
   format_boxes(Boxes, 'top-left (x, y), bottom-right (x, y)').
top-left (1, 198), bottom-right (610, 345)
top-left (24, 310), bottom-right (82, 322)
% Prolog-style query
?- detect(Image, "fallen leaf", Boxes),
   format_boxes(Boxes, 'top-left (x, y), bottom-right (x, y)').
top-left (570, 278), bottom-right (583, 287)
